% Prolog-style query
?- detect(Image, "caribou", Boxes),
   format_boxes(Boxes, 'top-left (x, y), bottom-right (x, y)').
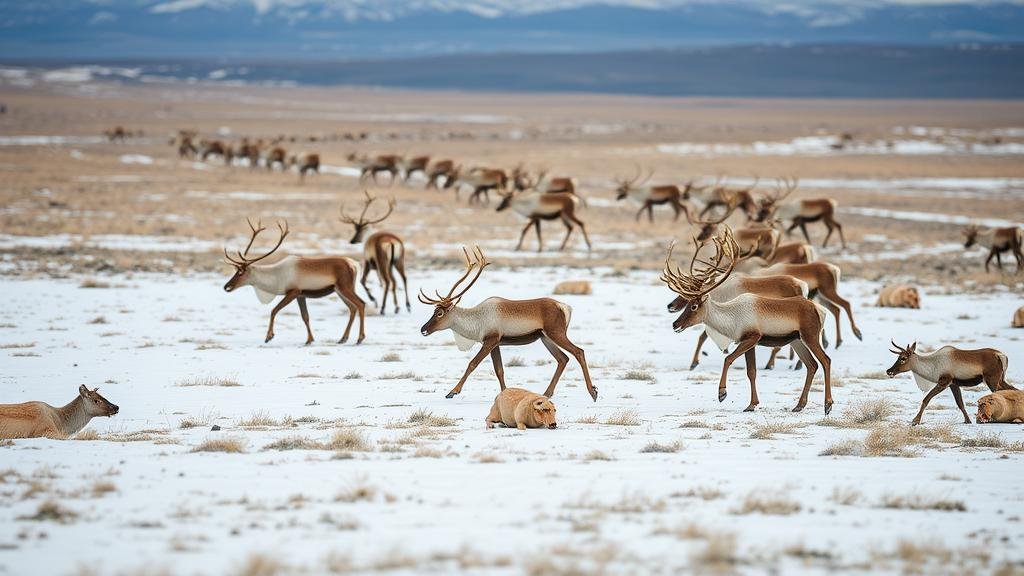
top-left (614, 167), bottom-right (694, 223)
top-left (451, 166), bottom-right (509, 205)
top-left (754, 177), bottom-right (847, 249)
top-left (348, 153), bottom-right (401, 185)
top-left (694, 176), bottom-right (760, 219)
top-left (418, 247), bottom-right (597, 401)
top-left (265, 146), bottom-right (288, 171)
top-left (661, 229), bottom-right (834, 413)
top-left (289, 153), bottom-right (320, 180)
top-left (887, 341), bottom-right (1014, 425)
top-left (495, 189), bottom-right (591, 252)
top-left (425, 159), bottom-right (458, 190)
top-left (223, 219), bottom-right (366, 345)
top-left (962, 224), bottom-right (1023, 273)
top-left (200, 139), bottom-right (233, 164)
top-left (399, 155), bottom-right (431, 182)
top-left (665, 237), bottom-right (809, 371)
top-left (340, 191), bottom-right (410, 315)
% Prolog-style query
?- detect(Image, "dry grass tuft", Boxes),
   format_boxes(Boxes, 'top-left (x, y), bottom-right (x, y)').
top-left (961, 431), bottom-right (1006, 448)
top-left (652, 522), bottom-right (710, 540)
top-left (378, 352), bottom-right (402, 362)
top-left (879, 493), bottom-right (966, 512)
top-left (732, 491), bottom-right (802, 516)
top-left (327, 429), bottom-right (372, 452)
top-left (90, 480), bottom-right (117, 497)
top-left (177, 376), bottom-right (240, 387)
top-left (408, 409), bottom-right (456, 427)
top-left (335, 478), bottom-right (393, 504)
top-left (379, 371), bottom-right (417, 380)
top-left (233, 552), bottom-right (287, 576)
top-left (413, 446), bottom-right (445, 458)
top-left (679, 419), bottom-right (726, 430)
top-left (671, 486), bottom-right (725, 501)
top-left (819, 397), bottom-right (896, 428)
top-left (583, 449), bottom-right (614, 461)
top-left (574, 414), bottom-right (598, 424)
top-left (819, 439), bottom-right (865, 457)
top-left (191, 437), bottom-right (246, 454)
top-left (238, 410), bottom-right (278, 428)
top-left (262, 436), bottom-right (324, 451)
top-left (864, 427), bottom-right (918, 457)
top-left (179, 410), bottom-right (217, 429)
top-left (475, 452), bottom-right (505, 464)
top-left (18, 500), bottom-right (78, 523)
top-left (691, 531), bottom-right (740, 569)
top-left (750, 420), bottom-right (803, 439)
top-left (0, 342), bottom-right (35, 349)
top-left (603, 409), bottom-right (641, 426)
top-left (640, 440), bottom-right (683, 453)
top-left (622, 369), bottom-right (656, 382)
top-left (506, 356), bottom-right (526, 367)
top-left (830, 486), bottom-right (863, 506)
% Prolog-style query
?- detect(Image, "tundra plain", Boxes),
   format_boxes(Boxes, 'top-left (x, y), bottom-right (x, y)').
top-left (1, 75), bottom-right (1023, 575)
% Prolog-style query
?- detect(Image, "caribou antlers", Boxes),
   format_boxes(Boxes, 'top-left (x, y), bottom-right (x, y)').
top-left (615, 164), bottom-right (653, 191)
top-left (224, 218), bottom-right (289, 267)
top-left (340, 190), bottom-right (396, 228)
top-left (661, 228), bottom-right (740, 302)
top-left (418, 246), bottom-right (490, 307)
top-left (765, 176), bottom-right (799, 207)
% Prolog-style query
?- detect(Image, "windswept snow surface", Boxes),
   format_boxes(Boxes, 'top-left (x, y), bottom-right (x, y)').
top-left (1, 270), bottom-right (1022, 574)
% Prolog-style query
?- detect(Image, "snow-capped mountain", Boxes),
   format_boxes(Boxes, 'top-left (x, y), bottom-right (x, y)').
top-left (2, 1), bottom-right (1024, 60)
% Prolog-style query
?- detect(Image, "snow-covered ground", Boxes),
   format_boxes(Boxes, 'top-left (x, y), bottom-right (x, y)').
top-left (1, 269), bottom-right (1023, 575)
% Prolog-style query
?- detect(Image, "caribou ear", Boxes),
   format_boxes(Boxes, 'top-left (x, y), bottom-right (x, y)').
top-left (79, 385), bottom-right (89, 397)
top-left (909, 342), bottom-right (917, 352)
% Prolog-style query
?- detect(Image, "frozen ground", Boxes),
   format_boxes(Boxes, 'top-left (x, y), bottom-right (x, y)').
top-left (1, 268), bottom-right (1023, 575)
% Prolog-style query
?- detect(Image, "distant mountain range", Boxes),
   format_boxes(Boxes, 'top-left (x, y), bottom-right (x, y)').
top-left (5, 44), bottom-right (1023, 98)
top-left (3, 1), bottom-right (1024, 59)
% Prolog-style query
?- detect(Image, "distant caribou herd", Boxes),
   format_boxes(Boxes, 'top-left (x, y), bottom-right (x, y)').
top-left (1, 126), bottom-right (1023, 439)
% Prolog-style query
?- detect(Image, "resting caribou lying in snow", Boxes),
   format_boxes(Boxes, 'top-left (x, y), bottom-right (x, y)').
top-left (1, 386), bottom-right (119, 440)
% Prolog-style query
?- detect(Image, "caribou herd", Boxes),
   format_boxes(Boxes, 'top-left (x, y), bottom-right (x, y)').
top-left (2, 129), bottom-right (1023, 440)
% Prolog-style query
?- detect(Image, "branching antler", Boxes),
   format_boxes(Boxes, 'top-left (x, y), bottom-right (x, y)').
top-left (889, 339), bottom-right (916, 355)
top-left (418, 246), bottom-right (490, 306)
top-left (660, 228), bottom-right (739, 301)
top-left (340, 190), bottom-right (396, 227)
top-left (224, 218), bottom-right (289, 266)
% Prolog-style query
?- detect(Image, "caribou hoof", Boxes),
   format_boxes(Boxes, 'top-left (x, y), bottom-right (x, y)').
top-left (854, 329), bottom-right (863, 341)
top-left (718, 391), bottom-right (727, 402)
top-left (690, 361), bottom-right (699, 370)
top-left (337, 338), bottom-right (347, 344)
top-left (743, 405), bottom-right (757, 412)
top-left (265, 334), bottom-right (274, 343)
top-left (589, 387), bottom-right (599, 402)
top-left (825, 402), bottom-right (833, 416)
top-left (445, 391), bottom-right (457, 399)
top-left (792, 405), bottom-right (805, 413)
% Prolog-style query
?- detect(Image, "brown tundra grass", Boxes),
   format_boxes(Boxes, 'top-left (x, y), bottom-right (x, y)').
top-left (191, 437), bottom-right (247, 454)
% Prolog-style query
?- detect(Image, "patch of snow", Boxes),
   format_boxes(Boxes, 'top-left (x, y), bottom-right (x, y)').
top-left (119, 154), bottom-right (154, 165)
top-left (0, 270), bottom-right (1020, 574)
